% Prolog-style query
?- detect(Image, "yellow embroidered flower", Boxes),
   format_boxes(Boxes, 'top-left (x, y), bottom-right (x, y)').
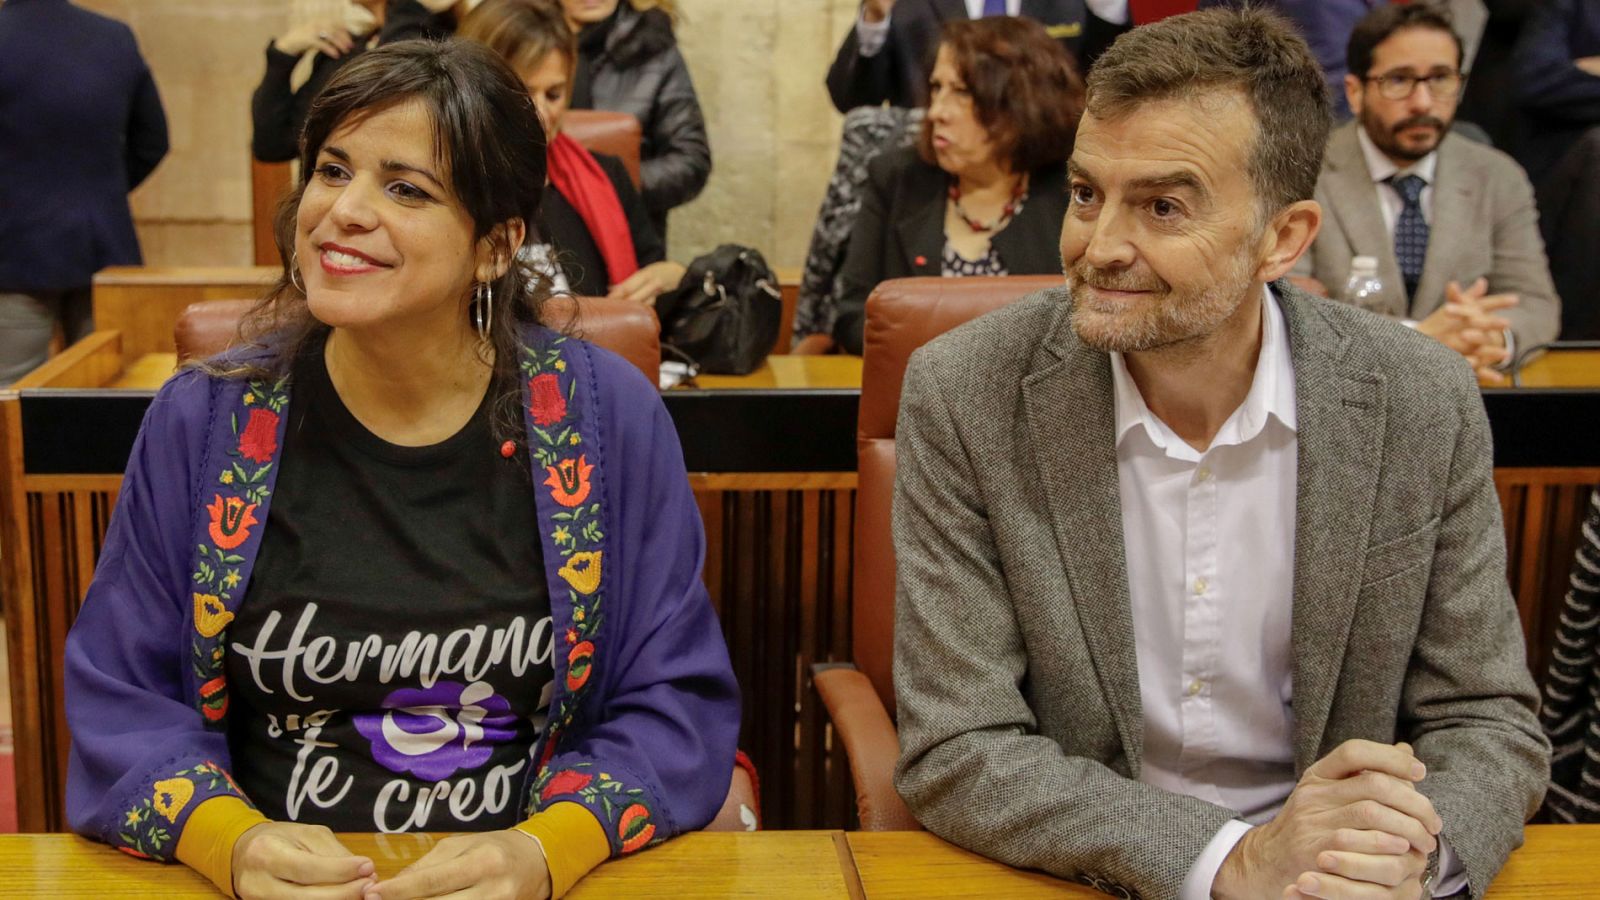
top-left (552, 527), bottom-right (571, 544)
top-left (193, 593), bottom-right (233, 638)
top-left (219, 470), bottom-right (234, 485)
top-left (125, 809), bottom-right (141, 826)
top-left (223, 570), bottom-right (241, 589)
top-left (242, 394), bottom-right (255, 406)
top-left (558, 551), bottom-right (602, 595)
top-left (569, 434), bottom-right (581, 446)
top-left (555, 359), bottom-right (567, 372)
top-left (574, 608), bottom-right (586, 623)
top-left (152, 777), bottom-right (195, 822)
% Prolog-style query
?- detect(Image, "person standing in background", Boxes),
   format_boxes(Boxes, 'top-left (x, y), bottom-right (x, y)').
top-left (1200, 0), bottom-right (1390, 119)
top-left (561, 0), bottom-right (708, 246)
top-left (825, 0), bottom-right (1112, 114)
top-left (251, 0), bottom-right (469, 164)
top-left (0, 0), bottom-right (168, 386)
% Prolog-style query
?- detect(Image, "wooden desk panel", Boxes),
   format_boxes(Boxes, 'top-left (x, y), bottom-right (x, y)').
top-left (1517, 350), bottom-right (1600, 388)
top-left (0, 831), bottom-right (856, 899)
top-left (846, 826), bottom-right (1600, 898)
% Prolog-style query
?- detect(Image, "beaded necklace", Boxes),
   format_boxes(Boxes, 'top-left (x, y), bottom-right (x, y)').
top-left (948, 173), bottom-right (1029, 233)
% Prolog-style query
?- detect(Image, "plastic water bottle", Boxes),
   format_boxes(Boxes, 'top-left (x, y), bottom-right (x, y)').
top-left (1343, 256), bottom-right (1385, 312)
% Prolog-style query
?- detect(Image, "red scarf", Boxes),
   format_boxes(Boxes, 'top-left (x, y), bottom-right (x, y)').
top-left (547, 132), bottom-right (639, 287)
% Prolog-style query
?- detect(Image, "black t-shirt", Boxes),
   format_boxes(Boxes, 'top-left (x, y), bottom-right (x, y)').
top-left (538, 151), bottom-right (665, 297)
top-left (226, 336), bottom-right (554, 832)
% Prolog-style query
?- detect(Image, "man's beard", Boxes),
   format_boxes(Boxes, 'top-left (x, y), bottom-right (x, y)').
top-left (1362, 106), bottom-right (1452, 162)
top-left (1067, 250), bottom-right (1257, 354)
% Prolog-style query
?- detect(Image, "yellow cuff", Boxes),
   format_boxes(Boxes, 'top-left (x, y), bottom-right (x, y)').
top-left (173, 796), bottom-right (269, 898)
top-left (514, 802), bottom-right (611, 898)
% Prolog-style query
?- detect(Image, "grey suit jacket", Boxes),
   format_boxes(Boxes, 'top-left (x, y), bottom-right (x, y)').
top-left (892, 283), bottom-right (1549, 900)
top-left (1294, 122), bottom-right (1561, 354)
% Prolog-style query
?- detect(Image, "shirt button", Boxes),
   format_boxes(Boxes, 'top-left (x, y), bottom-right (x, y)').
top-left (1192, 577), bottom-right (1207, 596)
top-left (1187, 679), bottom-right (1204, 697)
top-left (1197, 467), bottom-right (1212, 483)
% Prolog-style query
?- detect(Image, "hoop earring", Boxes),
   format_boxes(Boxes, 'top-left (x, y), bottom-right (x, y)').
top-left (289, 252), bottom-right (305, 294)
top-left (473, 281), bottom-right (494, 342)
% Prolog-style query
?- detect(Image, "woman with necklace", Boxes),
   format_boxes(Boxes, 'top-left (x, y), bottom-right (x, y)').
top-left (829, 16), bottom-right (1084, 356)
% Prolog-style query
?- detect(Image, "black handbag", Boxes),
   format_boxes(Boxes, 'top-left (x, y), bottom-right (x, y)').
top-left (657, 244), bottom-right (782, 375)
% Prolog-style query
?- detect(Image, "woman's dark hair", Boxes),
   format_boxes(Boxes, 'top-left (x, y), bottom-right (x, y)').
top-left (1346, 2), bottom-right (1463, 81)
top-left (916, 17), bottom-right (1085, 174)
top-left (217, 38), bottom-right (550, 439)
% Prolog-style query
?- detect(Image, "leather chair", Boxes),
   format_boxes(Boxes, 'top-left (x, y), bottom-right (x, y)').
top-left (812, 275), bottom-right (1063, 830)
top-left (174, 294), bottom-right (662, 382)
top-left (563, 110), bottom-right (643, 190)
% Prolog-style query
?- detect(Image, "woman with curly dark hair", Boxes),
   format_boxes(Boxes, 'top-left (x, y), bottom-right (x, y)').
top-left (830, 16), bottom-right (1085, 355)
top-left (66, 38), bottom-right (737, 900)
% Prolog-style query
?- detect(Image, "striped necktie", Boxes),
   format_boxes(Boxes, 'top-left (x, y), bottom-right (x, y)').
top-left (1388, 173), bottom-right (1429, 302)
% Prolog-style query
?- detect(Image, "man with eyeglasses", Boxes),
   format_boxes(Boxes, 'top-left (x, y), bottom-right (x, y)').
top-left (1293, 3), bottom-right (1560, 382)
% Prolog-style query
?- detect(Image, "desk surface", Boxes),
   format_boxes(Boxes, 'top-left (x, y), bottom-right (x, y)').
top-left (846, 826), bottom-right (1600, 898)
top-left (2, 825), bottom-right (1593, 898)
top-left (95, 351), bottom-right (1600, 393)
top-left (0, 831), bottom-right (855, 899)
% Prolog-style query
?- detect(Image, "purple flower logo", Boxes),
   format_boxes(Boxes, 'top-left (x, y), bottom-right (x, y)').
top-left (353, 681), bottom-right (517, 781)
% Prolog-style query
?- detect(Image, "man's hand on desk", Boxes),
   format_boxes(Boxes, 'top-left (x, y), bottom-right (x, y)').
top-left (1212, 740), bottom-right (1440, 900)
top-left (1416, 278), bottom-right (1517, 384)
top-left (232, 821), bottom-right (375, 899)
top-left (367, 830), bottom-right (552, 900)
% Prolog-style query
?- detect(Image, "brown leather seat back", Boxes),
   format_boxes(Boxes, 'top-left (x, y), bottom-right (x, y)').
top-left (563, 110), bottom-right (643, 189)
top-left (174, 295), bottom-right (660, 382)
top-left (854, 276), bottom-right (1063, 713)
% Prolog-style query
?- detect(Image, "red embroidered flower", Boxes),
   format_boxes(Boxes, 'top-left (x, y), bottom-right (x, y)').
top-left (206, 496), bottom-right (259, 551)
top-left (238, 408), bottom-right (279, 463)
top-left (117, 846), bottom-right (153, 860)
top-left (543, 456), bottom-right (593, 508)
top-left (540, 769), bottom-right (594, 802)
top-left (565, 628), bottom-right (578, 645)
top-left (529, 373), bottom-right (567, 426)
top-left (537, 734), bottom-right (561, 772)
top-left (199, 676), bottom-right (228, 722)
top-left (566, 641), bottom-right (595, 691)
top-left (618, 804), bottom-right (655, 853)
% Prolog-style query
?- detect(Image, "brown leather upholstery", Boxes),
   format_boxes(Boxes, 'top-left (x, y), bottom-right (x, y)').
top-left (854, 275), bottom-right (1062, 706)
top-left (174, 295), bottom-right (661, 382)
top-left (817, 275), bottom-right (1061, 831)
top-left (563, 110), bottom-right (643, 189)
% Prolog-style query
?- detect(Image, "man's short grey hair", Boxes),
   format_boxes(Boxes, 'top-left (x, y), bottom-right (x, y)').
top-left (1086, 7), bottom-right (1331, 219)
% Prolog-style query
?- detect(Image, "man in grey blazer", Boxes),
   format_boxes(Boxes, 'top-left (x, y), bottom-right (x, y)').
top-left (893, 8), bottom-right (1548, 900)
top-left (1293, 4), bottom-right (1560, 380)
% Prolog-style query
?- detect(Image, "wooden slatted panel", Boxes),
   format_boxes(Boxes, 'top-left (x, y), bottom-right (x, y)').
top-left (1495, 470), bottom-right (1600, 680)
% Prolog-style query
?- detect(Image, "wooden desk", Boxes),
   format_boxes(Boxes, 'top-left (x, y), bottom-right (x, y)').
top-left (845, 826), bottom-right (1600, 899)
top-left (1517, 350), bottom-right (1600, 388)
top-left (4, 826), bottom-right (1593, 898)
top-left (691, 356), bottom-right (863, 390)
top-left (0, 831), bottom-right (857, 899)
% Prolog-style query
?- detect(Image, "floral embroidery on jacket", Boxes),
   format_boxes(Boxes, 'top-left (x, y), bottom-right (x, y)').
top-left (119, 761), bottom-right (250, 861)
top-left (187, 376), bottom-right (287, 725)
top-left (520, 336), bottom-right (660, 856)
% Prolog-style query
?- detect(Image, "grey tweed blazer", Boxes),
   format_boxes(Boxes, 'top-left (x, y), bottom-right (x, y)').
top-left (1292, 122), bottom-right (1561, 354)
top-left (891, 282), bottom-right (1550, 900)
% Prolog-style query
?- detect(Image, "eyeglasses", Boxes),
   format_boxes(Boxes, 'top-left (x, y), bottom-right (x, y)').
top-left (1364, 70), bottom-right (1464, 101)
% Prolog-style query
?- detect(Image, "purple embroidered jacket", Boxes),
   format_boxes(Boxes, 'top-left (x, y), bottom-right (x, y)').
top-left (64, 327), bottom-right (740, 862)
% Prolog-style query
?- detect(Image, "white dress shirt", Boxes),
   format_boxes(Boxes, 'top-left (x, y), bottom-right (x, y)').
top-left (1113, 286), bottom-right (1464, 898)
top-left (855, 0), bottom-right (1023, 58)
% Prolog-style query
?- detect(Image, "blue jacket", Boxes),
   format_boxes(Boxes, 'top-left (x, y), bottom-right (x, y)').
top-left (0, 0), bottom-right (168, 292)
top-left (64, 327), bottom-right (740, 862)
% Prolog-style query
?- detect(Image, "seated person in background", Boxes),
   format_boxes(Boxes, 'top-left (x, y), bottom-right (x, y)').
top-left (1293, 3), bottom-right (1560, 381)
top-left (894, 9), bottom-right (1548, 899)
top-left (830, 16), bottom-right (1081, 355)
top-left (65, 40), bottom-right (737, 900)
top-left (561, 0), bottom-right (709, 245)
top-left (826, 0), bottom-right (1111, 114)
top-left (251, 0), bottom-right (461, 163)
top-left (461, 0), bottom-right (686, 305)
